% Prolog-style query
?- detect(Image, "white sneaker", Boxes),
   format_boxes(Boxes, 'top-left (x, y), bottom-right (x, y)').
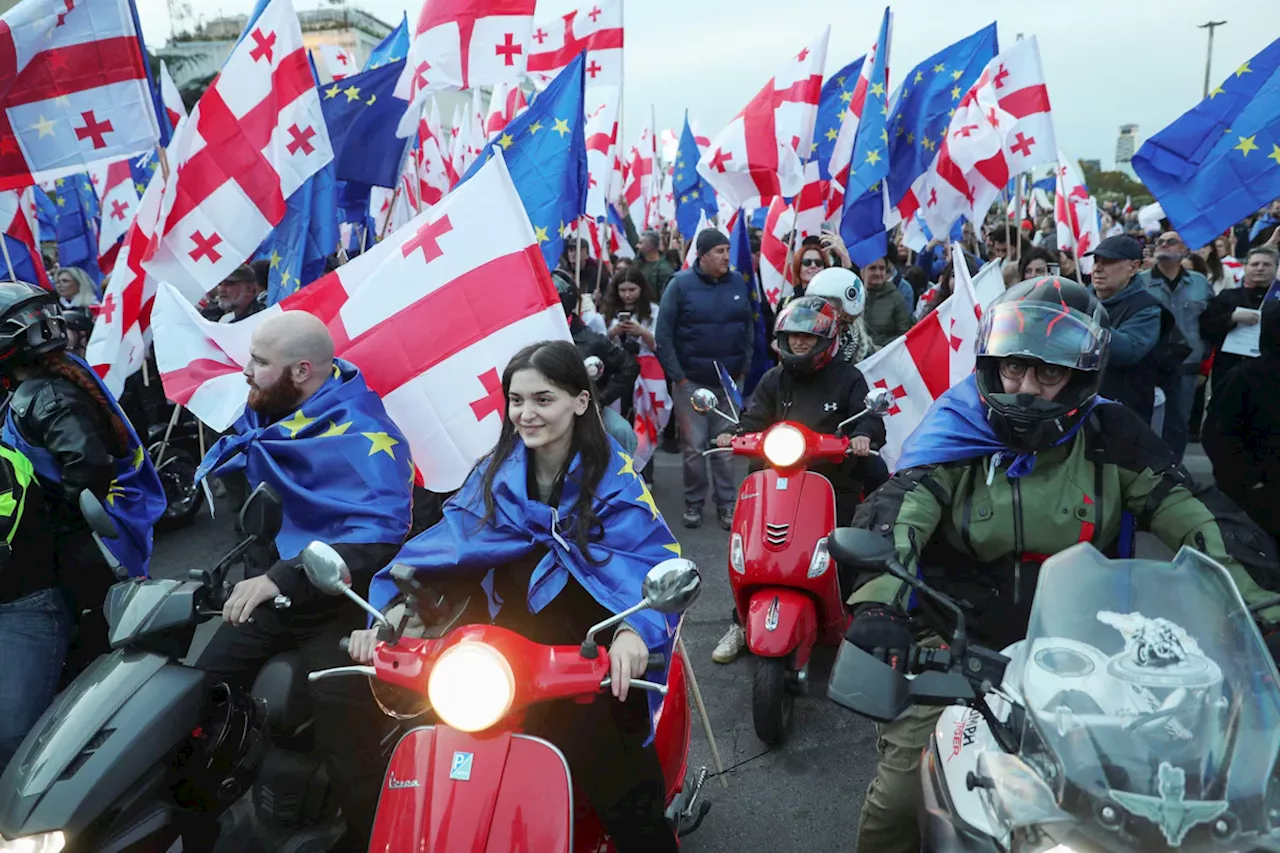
top-left (711, 624), bottom-right (747, 664)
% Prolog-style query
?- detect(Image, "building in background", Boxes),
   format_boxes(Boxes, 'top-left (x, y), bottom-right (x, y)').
top-left (1115, 124), bottom-right (1140, 179)
top-left (1080, 159), bottom-right (1101, 173)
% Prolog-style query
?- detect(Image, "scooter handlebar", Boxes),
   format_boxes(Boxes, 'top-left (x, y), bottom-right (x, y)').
top-left (308, 665), bottom-right (376, 682)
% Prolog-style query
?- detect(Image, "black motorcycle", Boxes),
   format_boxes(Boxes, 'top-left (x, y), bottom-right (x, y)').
top-left (0, 486), bottom-right (347, 853)
top-left (148, 403), bottom-right (207, 533)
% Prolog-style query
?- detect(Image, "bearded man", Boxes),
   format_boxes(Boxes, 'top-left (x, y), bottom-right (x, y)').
top-left (192, 312), bottom-right (413, 853)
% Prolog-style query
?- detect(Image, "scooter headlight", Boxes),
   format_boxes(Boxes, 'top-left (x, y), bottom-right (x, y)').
top-left (0, 831), bottom-right (66, 853)
top-left (730, 533), bottom-right (744, 574)
top-left (762, 424), bottom-right (805, 468)
top-left (427, 642), bottom-right (515, 732)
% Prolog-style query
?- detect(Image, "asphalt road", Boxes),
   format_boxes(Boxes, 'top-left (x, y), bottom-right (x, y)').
top-left (149, 445), bottom-right (1214, 853)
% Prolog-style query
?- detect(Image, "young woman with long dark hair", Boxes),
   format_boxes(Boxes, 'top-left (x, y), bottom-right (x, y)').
top-left (351, 340), bottom-right (683, 851)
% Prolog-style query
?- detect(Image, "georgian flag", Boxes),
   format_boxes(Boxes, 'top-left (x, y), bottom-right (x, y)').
top-left (760, 196), bottom-right (795, 309)
top-left (584, 84), bottom-right (620, 221)
top-left (484, 81), bottom-right (527, 138)
top-left (159, 60), bottom-right (189, 131)
top-left (96, 158), bottom-right (137, 272)
top-left (1054, 153), bottom-right (1101, 275)
top-left (623, 111), bottom-right (657, 230)
top-left (317, 44), bottom-right (357, 81)
top-left (526, 0), bottom-right (623, 89)
top-left (0, 187), bottom-right (49, 286)
top-left (151, 151), bottom-right (572, 492)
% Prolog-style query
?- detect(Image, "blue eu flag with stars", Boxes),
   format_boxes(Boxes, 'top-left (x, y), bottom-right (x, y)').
top-left (459, 53), bottom-right (588, 270)
top-left (673, 112), bottom-right (718, 239)
top-left (196, 360), bottom-right (414, 560)
top-left (365, 13), bottom-right (409, 70)
top-left (1132, 36), bottom-right (1280, 251)
top-left (320, 59), bottom-right (412, 189)
top-left (813, 56), bottom-right (865, 181)
top-left (730, 209), bottom-right (773, 396)
top-left (840, 8), bottom-right (893, 267)
top-left (48, 173), bottom-right (103, 291)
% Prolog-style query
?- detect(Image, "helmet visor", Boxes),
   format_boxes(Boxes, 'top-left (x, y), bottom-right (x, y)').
top-left (775, 300), bottom-right (837, 339)
top-left (977, 302), bottom-right (1107, 372)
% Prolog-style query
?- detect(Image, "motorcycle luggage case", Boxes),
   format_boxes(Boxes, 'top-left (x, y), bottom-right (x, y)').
top-left (369, 725), bottom-right (574, 852)
top-left (0, 648), bottom-right (205, 840)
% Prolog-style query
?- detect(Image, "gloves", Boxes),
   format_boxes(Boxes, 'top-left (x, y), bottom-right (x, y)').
top-left (844, 603), bottom-right (913, 672)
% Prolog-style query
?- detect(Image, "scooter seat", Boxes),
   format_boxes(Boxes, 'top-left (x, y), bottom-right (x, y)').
top-left (251, 651), bottom-right (313, 737)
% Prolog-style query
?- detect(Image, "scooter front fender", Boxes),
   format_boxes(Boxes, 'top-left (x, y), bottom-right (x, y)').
top-left (744, 588), bottom-right (817, 666)
top-left (369, 725), bottom-right (574, 853)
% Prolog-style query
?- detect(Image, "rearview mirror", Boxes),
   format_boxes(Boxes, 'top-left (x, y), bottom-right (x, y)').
top-left (642, 559), bottom-right (702, 614)
top-left (78, 489), bottom-right (118, 539)
top-left (239, 483), bottom-right (283, 542)
top-left (583, 355), bottom-right (604, 380)
top-left (690, 388), bottom-right (718, 414)
top-left (301, 541), bottom-right (352, 596)
top-left (864, 387), bottom-right (895, 415)
top-left (828, 528), bottom-right (897, 571)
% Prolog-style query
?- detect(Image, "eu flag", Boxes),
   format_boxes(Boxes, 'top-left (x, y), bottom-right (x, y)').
top-left (840, 8), bottom-right (893, 267)
top-left (460, 53), bottom-right (588, 270)
top-left (730, 209), bottom-right (773, 395)
top-left (48, 173), bottom-right (103, 291)
top-left (813, 56), bottom-right (865, 180)
top-left (129, 151), bottom-right (160, 198)
top-left (365, 13), bottom-right (409, 70)
top-left (34, 187), bottom-right (57, 243)
top-left (2, 356), bottom-right (165, 577)
top-left (673, 112), bottom-right (718, 239)
top-left (1131, 36), bottom-right (1280, 250)
top-left (196, 360), bottom-right (414, 560)
top-left (319, 59), bottom-right (412, 189)
top-left (368, 439), bottom-right (682, 735)
top-left (884, 24), bottom-right (998, 214)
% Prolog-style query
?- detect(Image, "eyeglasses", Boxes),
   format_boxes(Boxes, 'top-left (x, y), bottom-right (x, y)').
top-left (800, 258), bottom-right (825, 268)
top-left (1155, 237), bottom-right (1183, 247)
top-left (999, 359), bottom-right (1070, 386)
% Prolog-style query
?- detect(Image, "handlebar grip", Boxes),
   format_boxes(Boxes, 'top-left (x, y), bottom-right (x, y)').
top-left (273, 595), bottom-right (292, 609)
top-left (339, 637), bottom-right (350, 654)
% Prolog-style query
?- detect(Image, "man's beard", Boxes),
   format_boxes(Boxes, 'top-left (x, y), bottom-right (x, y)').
top-left (216, 296), bottom-right (236, 312)
top-left (248, 374), bottom-right (304, 416)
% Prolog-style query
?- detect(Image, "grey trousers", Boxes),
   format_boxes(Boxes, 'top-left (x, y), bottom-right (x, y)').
top-left (671, 382), bottom-right (737, 510)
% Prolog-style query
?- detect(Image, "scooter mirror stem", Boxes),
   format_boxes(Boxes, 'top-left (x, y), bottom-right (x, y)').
top-left (834, 406), bottom-right (870, 435)
top-left (580, 599), bottom-right (651, 659)
top-left (341, 587), bottom-right (394, 631)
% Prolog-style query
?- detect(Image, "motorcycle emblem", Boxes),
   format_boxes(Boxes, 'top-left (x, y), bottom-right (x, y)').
top-left (450, 751), bottom-right (474, 781)
top-left (387, 773), bottom-right (420, 790)
top-left (1110, 762), bottom-right (1228, 846)
top-left (765, 596), bottom-right (780, 632)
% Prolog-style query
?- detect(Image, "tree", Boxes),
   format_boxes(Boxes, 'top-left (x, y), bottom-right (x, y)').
top-left (1079, 160), bottom-right (1154, 207)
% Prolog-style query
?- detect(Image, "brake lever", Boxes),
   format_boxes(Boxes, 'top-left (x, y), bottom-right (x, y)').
top-left (598, 676), bottom-right (668, 696)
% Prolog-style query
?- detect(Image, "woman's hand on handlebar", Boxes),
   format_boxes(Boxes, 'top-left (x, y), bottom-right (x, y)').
top-left (847, 435), bottom-right (872, 457)
top-left (348, 628), bottom-right (379, 664)
top-left (714, 433), bottom-right (734, 449)
top-left (609, 627), bottom-right (649, 702)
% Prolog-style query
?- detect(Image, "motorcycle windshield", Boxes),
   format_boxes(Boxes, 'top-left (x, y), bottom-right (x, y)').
top-left (1012, 543), bottom-right (1280, 848)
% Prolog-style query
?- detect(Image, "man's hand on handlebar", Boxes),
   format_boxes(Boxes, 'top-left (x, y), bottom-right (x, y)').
top-left (223, 575), bottom-right (283, 625)
top-left (348, 627), bottom-right (379, 664)
top-left (847, 436), bottom-right (872, 457)
top-left (714, 433), bottom-right (734, 448)
top-left (609, 627), bottom-right (650, 702)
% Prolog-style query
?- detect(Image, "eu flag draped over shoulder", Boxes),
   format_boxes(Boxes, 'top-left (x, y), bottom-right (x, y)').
top-left (840, 8), bottom-right (893, 267)
top-left (195, 360), bottom-right (414, 560)
top-left (1, 356), bottom-right (165, 577)
top-left (1131, 36), bottom-right (1280, 251)
top-left (368, 439), bottom-right (681, 734)
top-left (673, 113), bottom-right (717, 239)
top-left (730, 210), bottom-right (773, 396)
top-left (459, 52), bottom-right (588, 269)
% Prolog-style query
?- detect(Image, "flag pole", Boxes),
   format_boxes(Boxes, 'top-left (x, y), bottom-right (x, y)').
top-left (677, 635), bottom-right (729, 788)
top-left (1013, 172), bottom-right (1024, 265)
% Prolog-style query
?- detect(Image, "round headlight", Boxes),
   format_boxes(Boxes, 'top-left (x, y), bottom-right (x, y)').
top-left (427, 642), bottom-right (515, 732)
top-left (762, 424), bottom-right (806, 468)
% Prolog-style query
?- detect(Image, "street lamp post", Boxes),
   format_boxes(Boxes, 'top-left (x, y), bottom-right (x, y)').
top-left (1198, 20), bottom-right (1228, 99)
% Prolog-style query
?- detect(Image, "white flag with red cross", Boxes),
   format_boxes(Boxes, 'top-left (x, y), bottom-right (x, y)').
top-left (159, 61), bottom-right (189, 132)
top-left (1054, 153), bottom-right (1100, 275)
top-left (0, 0), bottom-right (162, 191)
top-left (141, 0), bottom-right (334, 305)
top-left (760, 196), bottom-right (795, 310)
top-left (584, 84), bottom-right (620, 221)
top-left (623, 111), bottom-right (657, 230)
top-left (96, 158), bottom-right (137, 273)
top-left (484, 81), bottom-right (527, 138)
top-left (317, 44), bottom-right (357, 81)
top-left (394, 0), bottom-right (537, 137)
top-left (0, 186), bottom-right (48, 286)
top-left (415, 98), bottom-right (451, 207)
top-left (631, 353), bottom-right (671, 471)
top-left (897, 36), bottom-right (1056, 241)
top-left (150, 151), bottom-right (572, 492)
top-left (825, 20), bottom-right (881, 222)
top-left (854, 247), bottom-right (981, 469)
top-left (526, 0), bottom-right (623, 89)
top-left (697, 27), bottom-right (828, 211)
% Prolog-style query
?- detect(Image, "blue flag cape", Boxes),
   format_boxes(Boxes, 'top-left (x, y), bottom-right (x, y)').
top-left (896, 375), bottom-right (1104, 478)
top-left (196, 359), bottom-right (413, 560)
top-left (2, 355), bottom-right (165, 577)
top-left (370, 439), bottom-right (683, 731)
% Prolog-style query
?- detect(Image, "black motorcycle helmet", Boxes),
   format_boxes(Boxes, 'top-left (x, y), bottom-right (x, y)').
top-left (974, 276), bottom-right (1110, 454)
top-left (0, 281), bottom-right (68, 365)
top-left (774, 295), bottom-right (841, 375)
top-left (62, 308), bottom-right (95, 336)
top-left (552, 269), bottom-right (578, 318)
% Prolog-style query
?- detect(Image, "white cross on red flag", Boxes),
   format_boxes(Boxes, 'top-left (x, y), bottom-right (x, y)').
top-left (140, 0), bottom-right (333, 305)
top-left (150, 151), bottom-right (573, 492)
top-left (526, 0), bottom-right (623, 89)
top-left (394, 0), bottom-right (536, 137)
top-left (896, 36), bottom-right (1055, 241)
top-left (697, 27), bottom-right (829, 211)
top-left (0, 0), bottom-right (162, 191)
top-left (854, 242), bottom-right (981, 469)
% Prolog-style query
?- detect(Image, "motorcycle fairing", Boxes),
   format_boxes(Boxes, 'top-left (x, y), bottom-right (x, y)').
top-left (369, 725), bottom-right (574, 853)
top-left (744, 588), bottom-right (817, 665)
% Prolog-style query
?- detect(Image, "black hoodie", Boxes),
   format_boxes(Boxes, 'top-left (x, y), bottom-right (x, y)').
top-left (1202, 299), bottom-right (1280, 537)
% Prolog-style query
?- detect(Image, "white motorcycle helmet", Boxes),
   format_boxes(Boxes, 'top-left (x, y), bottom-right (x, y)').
top-left (803, 267), bottom-right (865, 319)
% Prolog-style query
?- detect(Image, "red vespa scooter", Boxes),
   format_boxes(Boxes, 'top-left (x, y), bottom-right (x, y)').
top-left (693, 386), bottom-right (894, 745)
top-left (301, 545), bottom-right (711, 852)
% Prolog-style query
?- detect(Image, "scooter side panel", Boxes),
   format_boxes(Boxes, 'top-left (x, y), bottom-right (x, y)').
top-left (0, 649), bottom-right (205, 839)
top-left (744, 588), bottom-right (817, 665)
top-left (653, 646), bottom-right (690, 801)
top-left (370, 726), bottom-right (573, 853)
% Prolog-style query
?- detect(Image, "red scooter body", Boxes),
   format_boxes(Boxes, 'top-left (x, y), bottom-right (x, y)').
top-left (365, 623), bottom-right (698, 852)
top-left (723, 422), bottom-right (855, 744)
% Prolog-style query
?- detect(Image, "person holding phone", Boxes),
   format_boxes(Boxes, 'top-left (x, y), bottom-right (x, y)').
top-left (604, 267), bottom-right (660, 357)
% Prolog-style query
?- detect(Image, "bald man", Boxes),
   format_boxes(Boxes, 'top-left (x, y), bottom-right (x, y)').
top-left (194, 310), bottom-right (413, 852)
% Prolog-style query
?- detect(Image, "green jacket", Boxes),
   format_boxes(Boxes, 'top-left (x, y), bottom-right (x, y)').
top-left (863, 282), bottom-right (913, 349)
top-left (850, 403), bottom-right (1280, 646)
top-left (636, 255), bottom-right (677, 297)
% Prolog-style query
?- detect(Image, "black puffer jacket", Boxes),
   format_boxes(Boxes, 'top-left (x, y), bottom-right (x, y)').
top-left (569, 315), bottom-right (639, 408)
